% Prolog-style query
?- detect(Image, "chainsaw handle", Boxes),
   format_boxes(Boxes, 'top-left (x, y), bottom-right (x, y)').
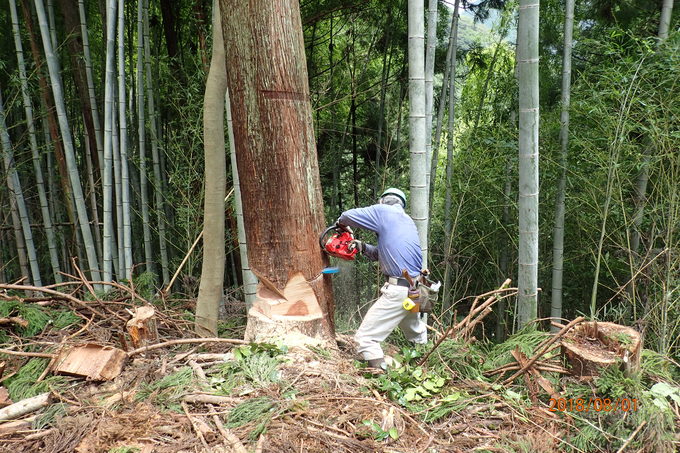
top-left (319, 225), bottom-right (337, 250)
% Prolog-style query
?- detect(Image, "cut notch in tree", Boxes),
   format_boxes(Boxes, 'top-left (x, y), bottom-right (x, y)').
top-left (561, 321), bottom-right (642, 377)
top-left (244, 271), bottom-right (331, 346)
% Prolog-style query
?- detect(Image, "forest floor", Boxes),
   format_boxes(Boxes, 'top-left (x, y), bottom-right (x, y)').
top-left (0, 283), bottom-right (678, 453)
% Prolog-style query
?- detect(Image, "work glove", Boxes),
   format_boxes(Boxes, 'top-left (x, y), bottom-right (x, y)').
top-left (348, 240), bottom-right (364, 254)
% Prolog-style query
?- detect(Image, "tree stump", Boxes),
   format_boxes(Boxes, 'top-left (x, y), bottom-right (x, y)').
top-left (561, 321), bottom-right (642, 377)
top-left (244, 272), bottom-right (333, 347)
top-left (126, 306), bottom-right (157, 349)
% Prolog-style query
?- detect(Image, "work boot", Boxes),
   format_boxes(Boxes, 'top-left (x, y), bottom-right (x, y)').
top-left (366, 358), bottom-right (387, 371)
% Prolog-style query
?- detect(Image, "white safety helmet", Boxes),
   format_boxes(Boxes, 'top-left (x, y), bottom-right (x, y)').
top-left (380, 188), bottom-right (406, 208)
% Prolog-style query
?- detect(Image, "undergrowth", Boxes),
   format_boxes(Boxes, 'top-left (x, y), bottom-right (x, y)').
top-left (5, 358), bottom-right (67, 401)
top-left (136, 366), bottom-right (194, 412)
top-left (0, 301), bottom-right (80, 341)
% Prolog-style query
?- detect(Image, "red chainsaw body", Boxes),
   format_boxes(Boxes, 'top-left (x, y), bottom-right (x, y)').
top-left (323, 231), bottom-right (358, 260)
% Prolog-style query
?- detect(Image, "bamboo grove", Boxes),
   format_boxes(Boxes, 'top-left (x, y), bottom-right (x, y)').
top-left (0, 0), bottom-right (678, 358)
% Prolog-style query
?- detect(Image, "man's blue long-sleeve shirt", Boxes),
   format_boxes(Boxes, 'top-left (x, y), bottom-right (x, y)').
top-left (338, 204), bottom-right (422, 278)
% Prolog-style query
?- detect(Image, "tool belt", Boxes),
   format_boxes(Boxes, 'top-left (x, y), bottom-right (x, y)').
top-left (387, 276), bottom-right (411, 288)
top-left (400, 270), bottom-right (441, 313)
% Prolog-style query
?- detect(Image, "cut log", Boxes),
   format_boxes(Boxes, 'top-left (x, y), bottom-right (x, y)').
top-left (53, 344), bottom-right (126, 381)
top-left (244, 272), bottom-right (332, 346)
top-left (561, 322), bottom-right (642, 377)
top-left (126, 306), bottom-right (157, 349)
top-left (0, 392), bottom-right (50, 421)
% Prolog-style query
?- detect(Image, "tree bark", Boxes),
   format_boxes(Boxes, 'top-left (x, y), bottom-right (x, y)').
top-left (196, 0), bottom-right (228, 337)
top-left (56, 0), bottom-right (100, 173)
top-left (226, 90), bottom-right (257, 308)
top-left (220, 0), bottom-right (335, 334)
top-left (516, 0), bottom-right (540, 327)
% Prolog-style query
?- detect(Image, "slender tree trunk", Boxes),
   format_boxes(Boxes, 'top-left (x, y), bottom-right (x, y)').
top-left (372, 9), bottom-right (394, 198)
top-left (79, 0), bottom-right (105, 175)
top-left (144, 0), bottom-right (170, 283)
top-left (47, 0), bottom-right (57, 48)
top-left (21, 0), bottom-right (76, 243)
top-left (516, 0), bottom-right (540, 328)
top-left (424, 0), bottom-right (437, 196)
top-left (472, 38), bottom-right (505, 132)
top-left (34, 0), bottom-right (101, 281)
top-left (220, 0), bottom-right (335, 333)
top-left (136, 0), bottom-right (153, 275)
top-left (496, 157), bottom-right (513, 340)
top-left (658, 0), bottom-right (674, 41)
top-left (113, 95), bottom-right (124, 277)
top-left (196, 0), bottom-right (228, 337)
top-left (226, 90), bottom-right (258, 308)
top-left (118, 0), bottom-right (132, 279)
top-left (57, 0), bottom-right (100, 173)
top-left (408, 0), bottom-right (428, 268)
top-left (442, 23), bottom-right (458, 316)
top-left (550, 0), bottom-right (575, 331)
top-left (429, 0), bottom-right (460, 211)
top-left (0, 87), bottom-right (42, 286)
top-left (83, 125), bottom-right (102, 259)
top-left (9, 0), bottom-right (61, 283)
top-left (103, 0), bottom-right (117, 281)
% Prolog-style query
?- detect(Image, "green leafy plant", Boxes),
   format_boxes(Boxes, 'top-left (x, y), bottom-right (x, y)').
top-left (360, 420), bottom-right (399, 441)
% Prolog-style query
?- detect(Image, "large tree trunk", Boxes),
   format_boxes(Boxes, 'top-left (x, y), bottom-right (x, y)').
top-left (196, 0), bottom-right (228, 337)
top-left (220, 0), bottom-right (334, 340)
top-left (516, 0), bottom-right (540, 328)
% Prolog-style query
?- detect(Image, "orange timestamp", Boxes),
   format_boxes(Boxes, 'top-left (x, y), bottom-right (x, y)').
top-left (548, 397), bottom-right (639, 413)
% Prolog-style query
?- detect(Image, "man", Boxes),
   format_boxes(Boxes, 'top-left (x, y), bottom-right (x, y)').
top-left (336, 188), bottom-right (427, 370)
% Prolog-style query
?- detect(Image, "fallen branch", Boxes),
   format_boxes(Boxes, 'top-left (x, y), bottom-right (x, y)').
top-left (187, 360), bottom-right (247, 453)
top-left (615, 420), bottom-right (646, 453)
top-left (0, 317), bottom-right (28, 328)
top-left (0, 416), bottom-right (35, 436)
top-left (183, 393), bottom-right (241, 406)
top-left (503, 316), bottom-right (585, 385)
top-left (126, 337), bottom-right (246, 358)
top-left (0, 348), bottom-right (55, 359)
top-left (418, 279), bottom-right (513, 366)
top-left (0, 392), bottom-right (50, 421)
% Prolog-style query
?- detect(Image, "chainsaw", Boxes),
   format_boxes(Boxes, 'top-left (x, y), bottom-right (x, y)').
top-left (319, 225), bottom-right (358, 260)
